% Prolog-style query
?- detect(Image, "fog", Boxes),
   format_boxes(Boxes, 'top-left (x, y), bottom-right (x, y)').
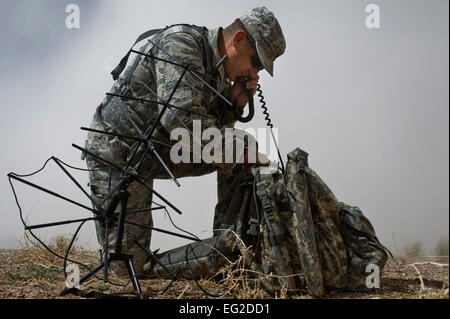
top-left (0, 0), bottom-right (448, 256)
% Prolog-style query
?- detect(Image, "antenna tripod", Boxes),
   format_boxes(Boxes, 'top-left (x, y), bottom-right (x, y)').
top-left (57, 162), bottom-right (146, 295)
top-left (8, 57), bottom-right (210, 298)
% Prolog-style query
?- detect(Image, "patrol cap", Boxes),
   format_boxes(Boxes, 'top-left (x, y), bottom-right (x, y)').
top-left (239, 7), bottom-right (286, 76)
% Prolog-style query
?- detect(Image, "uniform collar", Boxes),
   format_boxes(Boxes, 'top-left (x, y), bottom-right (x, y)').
top-left (207, 27), bottom-right (230, 85)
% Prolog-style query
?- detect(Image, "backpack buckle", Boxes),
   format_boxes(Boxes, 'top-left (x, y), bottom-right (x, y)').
top-left (247, 218), bottom-right (259, 236)
top-left (256, 183), bottom-right (274, 220)
top-left (260, 194), bottom-right (274, 220)
top-left (297, 150), bottom-right (308, 174)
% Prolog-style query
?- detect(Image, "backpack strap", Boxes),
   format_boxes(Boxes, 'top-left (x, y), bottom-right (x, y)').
top-left (111, 24), bottom-right (215, 81)
top-left (111, 27), bottom-right (168, 80)
top-left (108, 24), bottom-right (216, 141)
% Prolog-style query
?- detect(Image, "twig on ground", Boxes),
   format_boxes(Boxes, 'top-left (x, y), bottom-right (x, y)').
top-left (177, 283), bottom-right (189, 299)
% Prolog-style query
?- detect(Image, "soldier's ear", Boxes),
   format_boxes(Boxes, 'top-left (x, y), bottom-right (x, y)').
top-left (232, 30), bottom-right (247, 46)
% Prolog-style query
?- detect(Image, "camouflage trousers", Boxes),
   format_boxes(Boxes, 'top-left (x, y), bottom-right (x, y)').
top-left (84, 116), bottom-right (247, 275)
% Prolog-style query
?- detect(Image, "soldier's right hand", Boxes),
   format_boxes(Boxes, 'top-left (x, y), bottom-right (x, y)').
top-left (243, 148), bottom-right (270, 173)
top-left (230, 69), bottom-right (260, 107)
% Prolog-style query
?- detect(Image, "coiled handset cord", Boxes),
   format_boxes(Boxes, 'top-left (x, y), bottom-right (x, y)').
top-left (231, 76), bottom-right (286, 175)
top-left (256, 84), bottom-right (286, 175)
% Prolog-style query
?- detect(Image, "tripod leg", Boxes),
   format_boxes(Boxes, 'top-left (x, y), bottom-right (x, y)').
top-left (104, 222), bottom-right (109, 282)
top-left (126, 258), bottom-right (142, 297)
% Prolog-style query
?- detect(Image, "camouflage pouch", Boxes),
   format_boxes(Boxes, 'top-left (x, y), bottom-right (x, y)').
top-left (338, 202), bottom-right (391, 291)
top-left (251, 164), bottom-right (304, 292)
top-left (285, 148), bottom-right (349, 293)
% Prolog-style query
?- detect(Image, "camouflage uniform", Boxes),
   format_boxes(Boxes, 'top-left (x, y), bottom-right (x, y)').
top-left (85, 25), bottom-right (249, 274)
top-left (84, 7), bottom-right (286, 275)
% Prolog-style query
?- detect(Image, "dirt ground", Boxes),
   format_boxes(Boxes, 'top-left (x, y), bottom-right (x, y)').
top-left (0, 244), bottom-right (448, 299)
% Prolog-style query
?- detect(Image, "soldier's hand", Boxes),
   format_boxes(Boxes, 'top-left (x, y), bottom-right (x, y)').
top-left (230, 69), bottom-right (260, 107)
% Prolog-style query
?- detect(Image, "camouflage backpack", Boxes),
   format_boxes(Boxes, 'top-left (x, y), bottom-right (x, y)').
top-left (247, 148), bottom-right (391, 295)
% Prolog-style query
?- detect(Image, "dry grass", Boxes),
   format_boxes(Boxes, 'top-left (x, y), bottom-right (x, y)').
top-left (199, 229), bottom-right (306, 299)
top-left (406, 261), bottom-right (449, 298)
top-left (0, 233), bottom-right (448, 299)
top-left (201, 242), bottom-right (268, 299)
top-left (15, 232), bottom-right (86, 267)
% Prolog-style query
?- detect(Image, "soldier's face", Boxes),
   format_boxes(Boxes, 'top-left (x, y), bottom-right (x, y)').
top-left (224, 31), bottom-right (262, 81)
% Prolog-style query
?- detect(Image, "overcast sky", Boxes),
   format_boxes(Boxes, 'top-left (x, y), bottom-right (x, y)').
top-left (0, 0), bottom-right (448, 256)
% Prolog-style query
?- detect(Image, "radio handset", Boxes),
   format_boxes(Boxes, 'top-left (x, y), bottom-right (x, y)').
top-left (233, 76), bottom-right (255, 123)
